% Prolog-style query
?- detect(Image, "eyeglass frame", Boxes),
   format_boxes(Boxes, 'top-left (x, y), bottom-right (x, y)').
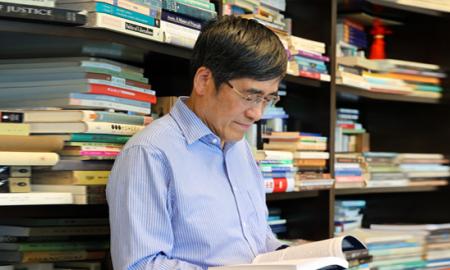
top-left (225, 81), bottom-right (280, 108)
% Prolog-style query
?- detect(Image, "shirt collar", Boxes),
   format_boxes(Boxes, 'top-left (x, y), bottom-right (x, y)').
top-left (169, 97), bottom-right (219, 145)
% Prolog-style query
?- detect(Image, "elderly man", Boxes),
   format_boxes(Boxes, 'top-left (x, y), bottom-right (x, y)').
top-left (107, 15), bottom-right (288, 270)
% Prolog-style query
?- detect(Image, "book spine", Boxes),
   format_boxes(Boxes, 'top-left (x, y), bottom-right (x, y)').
top-left (0, 123), bottom-right (30, 136)
top-left (0, 193), bottom-right (72, 206)
top-left (16, 241), bottom-right (109, 251)
top-left (70, 97), bottom-right (151, 114)
top-left (0, 112), bottom-right (24, 123)
top-left (87, 12), bottom-right (163, 42)
top-left (87, 78), bottom-right (154, 95)
top-left (0, 0), bottom-right (55, 7)
top-left (22, 250), bottom-right (106, 263)
top-left (91, 2), bottom-right (160, 26)
top-left (72, 92), bottom-right (150, 107)
top-left (160, 10), bottom-right (202, 30)
top-left (0, 152), bottom-right (59, 166)
top-left (84, 122), bottom-right (144, 135)
top-left (296, 50), bottom-right (330, 62)
top-left (78, 150), bottom-right (120, 157)
top-left (88, 83), bottom-right (157, 104)
top-left (0, 2), bottom-right (86, 25)
top-left (162, 1), bottom-right (216, 21)
top-left (69, 133), bottom-right (130, 144)
top-left (162, 22), bottom-right (199, 48)
top-left (264, 177), bottom-right (295, 193)
top-left (91, 111), bottom-right (149, 125)
top-left (164, 0), bottom-right (214, 11)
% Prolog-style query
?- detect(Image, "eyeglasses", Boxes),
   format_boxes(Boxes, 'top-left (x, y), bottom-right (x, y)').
top-left (225, 81), bottom-right (280, 108)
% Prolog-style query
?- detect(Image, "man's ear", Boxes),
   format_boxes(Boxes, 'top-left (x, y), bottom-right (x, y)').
top-left (192, 66), bottom-right (213, 96)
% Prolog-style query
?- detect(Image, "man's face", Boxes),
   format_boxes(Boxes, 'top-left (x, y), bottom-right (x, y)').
top-left (203, 77), bottom-right (280, 143)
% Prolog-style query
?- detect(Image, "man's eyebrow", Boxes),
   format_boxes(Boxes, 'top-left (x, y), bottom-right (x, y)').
top-left (243, 88), bottom-right (278, 96)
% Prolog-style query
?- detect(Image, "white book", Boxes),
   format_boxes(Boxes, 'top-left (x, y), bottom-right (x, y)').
top-left (255, 150), bottom-right (294, 161)
top-left (0, 151), bottom-right (59, 166)
top-left (87, 12), bottom-right (163, 43)
top-left (29, 121), bottom-right (144, 135)
top-left (294, 152), bottom-right (330, 160)
top-left (211, 235), bottom-right (367, 270)
top-left (161, 21), bottom-right (200, 49)
top-left (372, 58), bottom-right (440, 70)
top-left (0, 192), bottom-right (72, 206)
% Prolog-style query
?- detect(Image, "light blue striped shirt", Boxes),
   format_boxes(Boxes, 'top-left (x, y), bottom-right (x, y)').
top-left (106, 97), bottom-right (282, 270)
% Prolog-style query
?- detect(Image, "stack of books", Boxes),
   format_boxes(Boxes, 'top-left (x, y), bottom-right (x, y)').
top-left (397, 153), bottom-right (450, 186)
top-left (336, 19), bottom-right (367, 50)
top-left (161, 0), bottom-right (216, 48)
top-left (351, 228), bottom-right (427, 270)
top-left (363, 152), bottom-right (410, 188)
top-left (224, 0), bottom-right (287, 35)
top-left (56, 0), bottom-right (164, 42)
top-left (283, 35), bottom-right (330, 81)
top-left (263, 132), bottom-right (334, 191)
top-left (0, 57), bottom-right (153, 205)
top-left (335, 108), bottom-right (369, 153)
top-left (334, 200), bottom-right (366, 234)
top-left (370, 223), bottom-right (450, 269)
top-left (334, 153), bottom-right (365, 188)
top-left (254, 150), bottom-right (295, 193)
top-left (0, 218), bottom-right (109, 265)
top-left (337, 56), bottom-right (446, 99)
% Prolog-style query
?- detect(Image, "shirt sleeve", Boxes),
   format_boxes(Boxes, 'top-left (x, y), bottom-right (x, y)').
top-left (106, 145), bottom-right (204, 270)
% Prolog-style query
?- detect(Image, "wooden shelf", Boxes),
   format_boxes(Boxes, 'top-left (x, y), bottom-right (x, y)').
top-left (284, 75), bottom-right (326, 88)
top-left (266, 189), bottom-right (330, 201)
top-left (338, 0), bottom-right (450, 22)
top-left (335, 185), bottom-right (447, 195)
top-left (0, 19), bottom-right (192, 60)
top-left (336, 85), bottom-right (444, 104)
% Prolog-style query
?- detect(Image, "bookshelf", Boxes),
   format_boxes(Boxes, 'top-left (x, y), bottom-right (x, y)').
top-left (0, 0), bottom-right (449, 266)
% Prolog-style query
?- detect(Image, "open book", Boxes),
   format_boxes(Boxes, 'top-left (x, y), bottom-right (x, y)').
top-left (210, 235), bottom-right (367, 270)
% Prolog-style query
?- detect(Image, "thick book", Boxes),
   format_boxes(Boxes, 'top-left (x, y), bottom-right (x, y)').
top-left (210, 235), bottom-right (366, 270)
top-left (0, 152), bottom-right (59, 166)
top-left (0, 192), bottom-right (72, 206)
top-left (0, 110), bottom-right (152, 125)
top-left (86, 12), bottom-right (164, 42)
top-left (57, 1), bottom-right (160, 27)
top-left (0, 123), bottom-right (30, 136)
top-left (0, 2), bottom-right (86, 25)
top-left (0, 83), bottom-right (156, 104)
top-left (0, 135), bottom-right (65, 152)
top-left (34, 159), bottom-right (114, 171)
top-left (27, 121), bottom-right (143, 135)
top-left (31, 170), bottom-right (110, 185)
top-left (0, 250), bottom-right (106, 263)
top-left (0, 225), bottom-right (109, 237)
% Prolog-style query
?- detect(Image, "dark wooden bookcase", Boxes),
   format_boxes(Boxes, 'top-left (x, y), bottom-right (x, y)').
top-left (0, 0), bottom-right (449, 257)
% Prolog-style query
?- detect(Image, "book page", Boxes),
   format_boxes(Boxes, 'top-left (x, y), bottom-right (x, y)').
top-left (253, 235), bottom-right (365, 264)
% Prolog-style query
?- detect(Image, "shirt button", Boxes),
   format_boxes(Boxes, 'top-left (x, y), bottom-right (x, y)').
top-left (212, 139), bottom-right (218, 144)
top-left (243, 222), bottom-right (247, 227)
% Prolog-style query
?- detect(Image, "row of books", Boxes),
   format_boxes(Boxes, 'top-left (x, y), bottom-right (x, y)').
top-left (0, 56), bottom-right (152, 206)
top-left (337, 56), bottom-right (446, 99)
top-left (335, 152), bottom-right (450, 188)
top-left (0, 218), bottom-right (109, 264)
top-left (256, 131), bottom-right (334, 193)
top-left (0, 0), bottom-right (214, 49)
top-left (350, 223), bottom-right (450, 270)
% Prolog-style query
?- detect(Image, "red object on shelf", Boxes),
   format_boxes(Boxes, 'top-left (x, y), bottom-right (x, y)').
top-left (369, 19), bottom-right (392, 59)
